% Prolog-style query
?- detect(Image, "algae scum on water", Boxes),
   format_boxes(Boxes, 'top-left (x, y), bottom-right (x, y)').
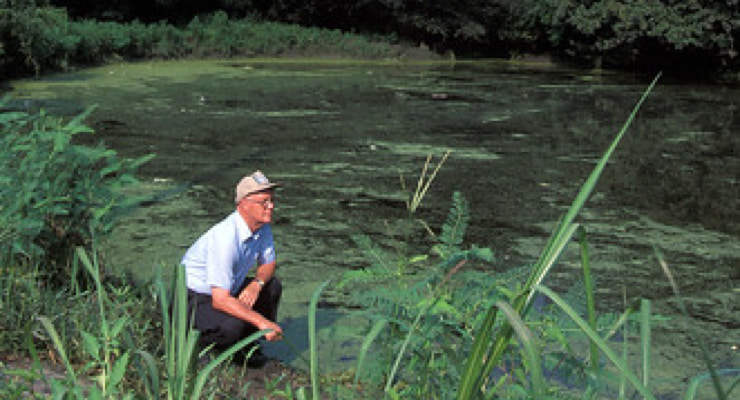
top-left (9, 59), bottom-right (738, 394)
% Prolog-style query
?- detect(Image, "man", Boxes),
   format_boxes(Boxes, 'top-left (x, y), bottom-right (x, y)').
top-left (181, 170), bottom-right (283, 367)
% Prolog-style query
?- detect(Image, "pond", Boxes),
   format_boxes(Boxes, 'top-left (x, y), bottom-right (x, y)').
top-left (7, 58), bottom-right (739, 396)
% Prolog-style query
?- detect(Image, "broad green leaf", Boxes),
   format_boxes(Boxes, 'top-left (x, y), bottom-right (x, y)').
top-left (87, 385), bottom-right (103, 400)
top-left (81, 331), bottom-right (101, 360)
top-left (110, 317), bottom-right (129, 338)
top-left (109, 351), bottom-right (130, 388)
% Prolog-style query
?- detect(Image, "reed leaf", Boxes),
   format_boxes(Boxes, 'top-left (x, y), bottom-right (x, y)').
top-left (354, 318), bottom-right (388, 386)
top-left (37, 316), bottom-right (77, 382)
top-left (457, 74), bottom-right (661, 399)
top-left (309, 279), bottom-right (331, 400)
top-left (684, 369), bottom-right (740, 400)
top-left (191, 331), bottom-right (266, 400)
top-left (577, 227), bottom-right (599, 371)
top-left (641, 299), bottom-right (651, 390)
top-left (457, 305), bottom-right (499, 399)
top-left (536, 285), bottom-right (656, 400)
top-left (494, 300), bottom-right (545, 399)
top-left (655, 250), bottom-right (728, 400)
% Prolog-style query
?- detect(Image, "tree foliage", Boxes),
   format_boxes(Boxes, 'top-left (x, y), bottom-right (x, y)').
top-left (525, 0), bottom-right (739, 70)
top-left (2, 0), bottom-right (739, 77)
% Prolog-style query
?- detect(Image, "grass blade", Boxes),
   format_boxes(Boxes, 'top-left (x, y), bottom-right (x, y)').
top-left (655, 250), bottom-right (727, 400)
top-left (385, 306), bottom-right (427, 393)
top-left (135, 350), bottom-right (160, 399)
top-left (495, 300), bottom-right (545, 399)
top-left (190, 330), bottom-right (266, 400)
top-left (536, 285), bottom-right (656, 400)
top-left (309, 280), bottom-right (332, 399)
top-left (457, 305), bottom-right (499, 399)
top-left (354, 318), bottom-right (388, 386)
top-left (641, 299), bottom-right (651, 391)
top-left (620, 289), bottom-right (629, 399)
top-left (37, 316), bottom-right (78, 383)
top-left (577, 227), bottom-right (599, 371)
top-left (684, 369), bottom-right (740, 400)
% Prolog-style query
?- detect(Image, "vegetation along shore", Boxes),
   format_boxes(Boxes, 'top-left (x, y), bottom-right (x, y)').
top-left (1, 1), bottom-right (738, 399)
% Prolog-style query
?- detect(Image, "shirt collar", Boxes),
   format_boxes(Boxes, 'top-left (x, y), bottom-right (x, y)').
top-left (233, 210), bottom-right (263, 243)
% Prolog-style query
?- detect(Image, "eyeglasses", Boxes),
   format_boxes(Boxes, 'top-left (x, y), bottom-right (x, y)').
top-left (244, 198), bottom-right (275, 208)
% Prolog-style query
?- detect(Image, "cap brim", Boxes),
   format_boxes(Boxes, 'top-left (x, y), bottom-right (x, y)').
top-left (245, 183), bottom-right (280, 196)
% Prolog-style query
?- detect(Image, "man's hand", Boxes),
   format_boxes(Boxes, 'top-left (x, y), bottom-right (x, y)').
top-left (259, 320), bottom-right (283, 342)
top-left (237, 281), bottom-right (262, 308)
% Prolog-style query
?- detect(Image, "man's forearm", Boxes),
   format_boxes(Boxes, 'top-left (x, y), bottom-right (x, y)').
top-left (254, 261), bottom-right (276, 285)
top-left (211, 288), bottom-right (283, 341)
top-left (212, 288), bottom-right (270, 327)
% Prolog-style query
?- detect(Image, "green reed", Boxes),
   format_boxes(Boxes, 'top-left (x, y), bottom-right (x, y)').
top-left (655, 251), bottom-right (739, 400)
top-left (150, 264), bottom-right (266, 400)
top-left (33, 247), bottom-right (267, 399)
top-left (308, 280), bottom-right (332, 399)
top-left (36, 247), bottom-right (135, 399)
top-left (457, 73), bottom-right (662, 400)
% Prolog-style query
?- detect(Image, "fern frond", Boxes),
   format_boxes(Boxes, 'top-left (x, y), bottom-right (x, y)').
top-left (337, 268), bottom-right (396, 290)
top-left (439, 192), bottom-right (469, 251)
top-left (351, 234), bottom-right (394, 272)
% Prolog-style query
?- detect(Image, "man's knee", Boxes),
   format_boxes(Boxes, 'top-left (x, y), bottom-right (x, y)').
top-left (266, 277), bottom-right (282, 298)
top-left (216, 317), bottom-right (252, 347)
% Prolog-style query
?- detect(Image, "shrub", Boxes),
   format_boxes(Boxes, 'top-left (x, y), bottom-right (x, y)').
top-left (0, 4), bottom-right (71, 75)
top-left (523, 0), bottom-right (739, 71)
top-left (0, 99), bottom-right (153, 286)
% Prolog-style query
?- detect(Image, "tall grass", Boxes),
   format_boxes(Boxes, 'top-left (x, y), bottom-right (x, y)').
top-left (33, 248), bottom-right (268, 399)
top-left (457, 73), bottom-right (662, 399)
top-left (151, 262), bottom-right (266, 400)
top-left (655, 251), bottom-right (739, 400)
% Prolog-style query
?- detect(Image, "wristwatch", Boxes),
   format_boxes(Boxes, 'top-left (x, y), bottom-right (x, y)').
top-left (254, 278), bottom-right (265, 287)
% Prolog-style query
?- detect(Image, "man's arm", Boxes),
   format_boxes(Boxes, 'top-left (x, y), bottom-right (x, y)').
top-left (211, 285), bottom-right (283, 341)
top-left (237, 261), bottom-right (276, 308)
top-left (253, 261), bottom-right (276, 289)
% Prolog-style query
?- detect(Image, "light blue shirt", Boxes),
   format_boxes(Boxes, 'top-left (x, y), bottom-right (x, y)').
top-left (182, 211), bottom-right (276, 295)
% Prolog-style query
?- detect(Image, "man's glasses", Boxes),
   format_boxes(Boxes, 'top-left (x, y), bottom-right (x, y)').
top-left (245, 198), bottom-right (275, 208)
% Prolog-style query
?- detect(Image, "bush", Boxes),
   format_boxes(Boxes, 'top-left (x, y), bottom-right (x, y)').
top-left (0, 99), bottom-right (153, 286)
top-left (523, 0), bottom-right (739, 71)
top-left (0, 4), bottom-right (71, 75)
top-left (0, 5), bottom-right (398, 78)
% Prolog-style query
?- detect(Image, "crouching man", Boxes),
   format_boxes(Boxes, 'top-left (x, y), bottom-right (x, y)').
top-left (181, 170), bottom-right (283, 368)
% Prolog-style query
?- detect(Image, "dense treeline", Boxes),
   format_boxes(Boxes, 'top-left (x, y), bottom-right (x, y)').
top-left (2, 0), bottom-right (739, 79)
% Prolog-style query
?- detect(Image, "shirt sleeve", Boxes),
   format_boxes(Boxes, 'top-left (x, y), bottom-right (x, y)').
top-left (205, 224), bottom-right (237, 290)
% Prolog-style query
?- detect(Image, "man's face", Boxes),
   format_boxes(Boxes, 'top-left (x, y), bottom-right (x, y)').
top-left (241, 190), bottom-right (275, 226)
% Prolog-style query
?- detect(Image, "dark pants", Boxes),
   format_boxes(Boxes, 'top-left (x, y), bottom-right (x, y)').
top-left (187, 277), bottom-right (282, 350)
